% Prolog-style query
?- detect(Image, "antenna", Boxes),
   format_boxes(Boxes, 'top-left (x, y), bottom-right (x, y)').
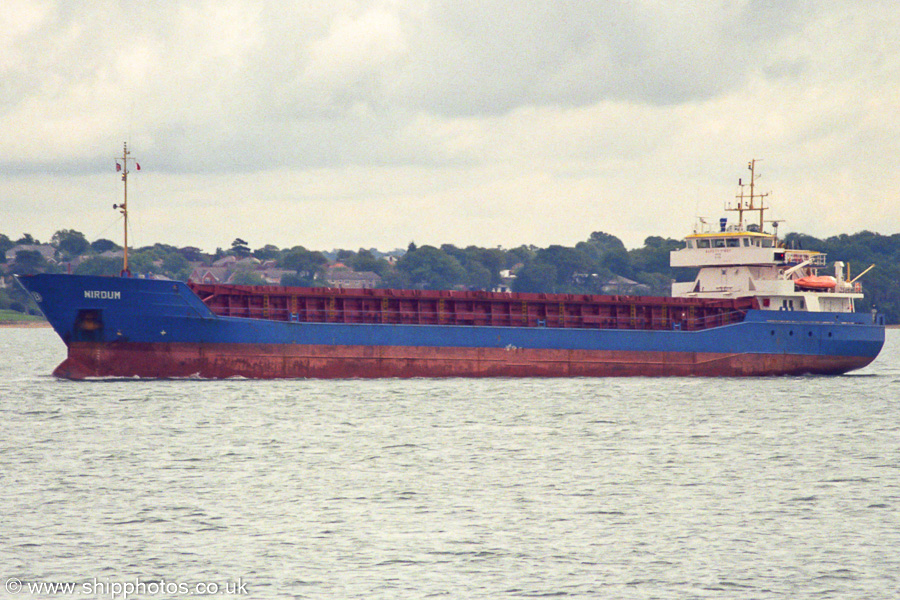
top-left (112, 142), bottom-right (139, 275)
top-left (695, 216), bottom-right (709, 234)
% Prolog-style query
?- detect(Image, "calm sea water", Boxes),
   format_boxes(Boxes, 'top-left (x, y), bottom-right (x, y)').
top-left (2, 327), bottom-right (898, 599)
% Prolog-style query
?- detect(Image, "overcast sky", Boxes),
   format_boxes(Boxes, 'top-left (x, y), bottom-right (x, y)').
top-left (2, 0), bottom-right (899, 253)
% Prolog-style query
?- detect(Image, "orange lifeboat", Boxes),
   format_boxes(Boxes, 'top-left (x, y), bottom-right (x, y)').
top-left (795, 275), bottom-right (837, 290)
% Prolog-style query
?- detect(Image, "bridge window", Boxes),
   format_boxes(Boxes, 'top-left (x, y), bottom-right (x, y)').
top-left (697, 239), bottom-right (711, 248)
top-left (726, 238), bottom-right (740, 247)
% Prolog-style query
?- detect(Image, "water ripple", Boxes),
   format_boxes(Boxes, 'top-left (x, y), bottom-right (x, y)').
top-left (2, 328), bottom-right (899, 599)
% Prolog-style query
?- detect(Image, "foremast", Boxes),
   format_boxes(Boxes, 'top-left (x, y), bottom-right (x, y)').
top-left (113, 142), bottom-right (139, 275)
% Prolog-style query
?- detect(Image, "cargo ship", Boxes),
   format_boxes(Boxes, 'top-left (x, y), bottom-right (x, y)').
top-left (15, 159), bottom-right (885, 378)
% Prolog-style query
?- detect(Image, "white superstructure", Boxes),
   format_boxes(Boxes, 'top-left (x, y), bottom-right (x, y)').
top-left (670, 160), bottom-right (865, 313)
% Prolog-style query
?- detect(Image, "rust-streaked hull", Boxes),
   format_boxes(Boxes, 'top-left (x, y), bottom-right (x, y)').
top-left (54, 341), bottom-right (878, 379)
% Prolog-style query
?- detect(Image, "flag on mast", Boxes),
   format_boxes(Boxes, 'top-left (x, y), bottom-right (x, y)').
top-left (116, 162), bottom-right (121, 172)
top-left (136, 163), bottom-right (141, 171)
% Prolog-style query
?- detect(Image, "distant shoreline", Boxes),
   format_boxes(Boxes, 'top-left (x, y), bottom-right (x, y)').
top-left (0, 321), bottom-right (50, 328)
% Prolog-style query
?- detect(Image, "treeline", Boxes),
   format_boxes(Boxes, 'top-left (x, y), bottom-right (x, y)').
top-left (2, 229), bottom-right (898, 323)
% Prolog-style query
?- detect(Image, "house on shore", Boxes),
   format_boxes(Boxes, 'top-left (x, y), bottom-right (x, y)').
top-left (325, 263), bottom-right (382, 289)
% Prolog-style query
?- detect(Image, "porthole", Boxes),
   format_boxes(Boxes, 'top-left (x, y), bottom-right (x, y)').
top-left (789, 331), bottom-right (794, 336)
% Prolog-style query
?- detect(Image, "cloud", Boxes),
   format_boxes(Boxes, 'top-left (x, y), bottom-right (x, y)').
top-left (1, 0), bottom-right (816, 171)
top-left (1, 1), bottom-right (899, 251)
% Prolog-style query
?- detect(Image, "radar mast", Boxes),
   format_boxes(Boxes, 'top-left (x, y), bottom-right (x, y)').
top-left (728, 159), bottom-right (769, 231)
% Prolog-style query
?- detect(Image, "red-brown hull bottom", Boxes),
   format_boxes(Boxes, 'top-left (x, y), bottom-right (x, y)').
top-left (53, 342), bottom-right (875, 379)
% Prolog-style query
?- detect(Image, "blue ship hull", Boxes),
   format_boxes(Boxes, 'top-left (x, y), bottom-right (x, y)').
top-left (16, 274), bottom-right (885, 378)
